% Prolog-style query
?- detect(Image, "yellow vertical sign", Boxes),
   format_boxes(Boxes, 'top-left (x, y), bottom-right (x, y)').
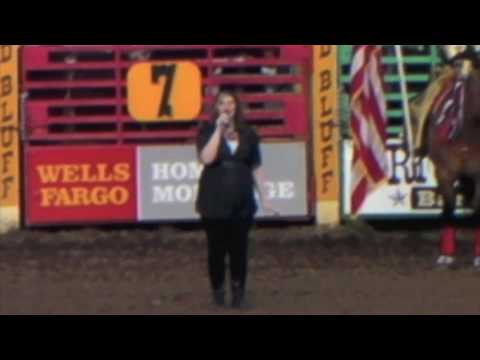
top-left (0, 45), bottom-right (20, 232)
top-left (312, 45), bottom-right (340, 225)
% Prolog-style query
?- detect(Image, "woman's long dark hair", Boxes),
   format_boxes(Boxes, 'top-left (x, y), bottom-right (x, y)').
top-left (209, 91), bottom-right (248, 132)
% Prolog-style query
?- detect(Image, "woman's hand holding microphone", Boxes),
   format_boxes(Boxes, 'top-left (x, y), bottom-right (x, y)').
top-left (215, 113), bottom-right (231, 132)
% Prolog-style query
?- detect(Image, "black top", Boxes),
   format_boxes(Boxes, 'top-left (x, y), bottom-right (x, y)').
top-left (195, 123), bottom-right (262, 220)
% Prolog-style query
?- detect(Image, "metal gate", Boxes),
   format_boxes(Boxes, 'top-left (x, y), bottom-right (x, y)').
top-left (21, 45), bottom-right (313, 226)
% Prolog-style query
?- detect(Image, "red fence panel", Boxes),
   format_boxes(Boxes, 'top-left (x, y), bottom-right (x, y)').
top-left (21, 45), bottom-right (312, 145)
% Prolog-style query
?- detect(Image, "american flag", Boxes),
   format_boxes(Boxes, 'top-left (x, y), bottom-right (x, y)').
top-left (350, 45), bottom-right (389, 214)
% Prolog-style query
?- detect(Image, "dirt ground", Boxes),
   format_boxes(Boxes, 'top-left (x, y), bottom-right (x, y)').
top-left (1, 221), bottom-right (480, 315)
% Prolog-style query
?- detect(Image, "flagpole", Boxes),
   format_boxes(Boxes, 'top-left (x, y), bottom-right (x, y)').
top-left (394, 45), bottom-right (415, 173)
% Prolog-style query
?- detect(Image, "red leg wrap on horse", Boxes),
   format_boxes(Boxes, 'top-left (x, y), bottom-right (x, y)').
top-left (440, 227), bottom-right (456, 256)
top-left (474, 229), bottom-right (480, 257)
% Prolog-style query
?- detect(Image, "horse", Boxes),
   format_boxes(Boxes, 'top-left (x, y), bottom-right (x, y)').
top-left (410, 52), bottom-right (480, 270)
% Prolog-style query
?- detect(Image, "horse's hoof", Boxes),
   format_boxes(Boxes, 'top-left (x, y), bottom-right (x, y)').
top-left (473, 257), bottom-right (480, 271)
top-left (435, 255), bottom-right (456, 271)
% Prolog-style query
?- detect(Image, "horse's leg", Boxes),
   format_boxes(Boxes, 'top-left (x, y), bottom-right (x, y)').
top-left (436, 170), bottom-right (457, 269)
top-left (471, 175), bottom-right (480, 269)
top-left (474, 226), bottom-right (480, 269)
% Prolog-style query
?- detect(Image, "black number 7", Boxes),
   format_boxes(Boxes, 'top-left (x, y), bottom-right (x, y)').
top-left (151, 64), bottom-right (177, 117)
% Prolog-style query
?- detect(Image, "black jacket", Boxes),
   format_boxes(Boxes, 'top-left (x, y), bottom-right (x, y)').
top-left (195, 123), bottom-right (262, 220)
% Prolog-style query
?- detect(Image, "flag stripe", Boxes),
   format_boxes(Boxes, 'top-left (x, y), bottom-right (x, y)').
top-left (367, 79), bottom-right (388, 142)
top-left (351, 177), bottom-right (369, 215)
top-left (351, 113), bottom-right (387, 183)
top-left (351, 110), bottom-right (387, 167)
top-left (350, 45), bottom-right (388, 214)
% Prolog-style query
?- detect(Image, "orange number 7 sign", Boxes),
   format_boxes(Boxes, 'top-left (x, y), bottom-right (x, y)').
top-left (127, 61), bottom-right (202, 122)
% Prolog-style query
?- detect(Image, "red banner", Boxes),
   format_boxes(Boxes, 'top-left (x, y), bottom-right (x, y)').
top-left (26, 146), bottom-right (137, 225)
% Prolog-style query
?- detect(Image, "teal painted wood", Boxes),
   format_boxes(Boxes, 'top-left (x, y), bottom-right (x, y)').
top-left (338, 45), bottom-right (442, 138)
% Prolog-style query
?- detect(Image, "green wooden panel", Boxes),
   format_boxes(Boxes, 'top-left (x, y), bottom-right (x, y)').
top-left (339, 45), bottom-right (442, 141)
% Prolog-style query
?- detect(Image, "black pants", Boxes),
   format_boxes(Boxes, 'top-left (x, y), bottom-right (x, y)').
top-left (203, 219), bottom-right (253, 291)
